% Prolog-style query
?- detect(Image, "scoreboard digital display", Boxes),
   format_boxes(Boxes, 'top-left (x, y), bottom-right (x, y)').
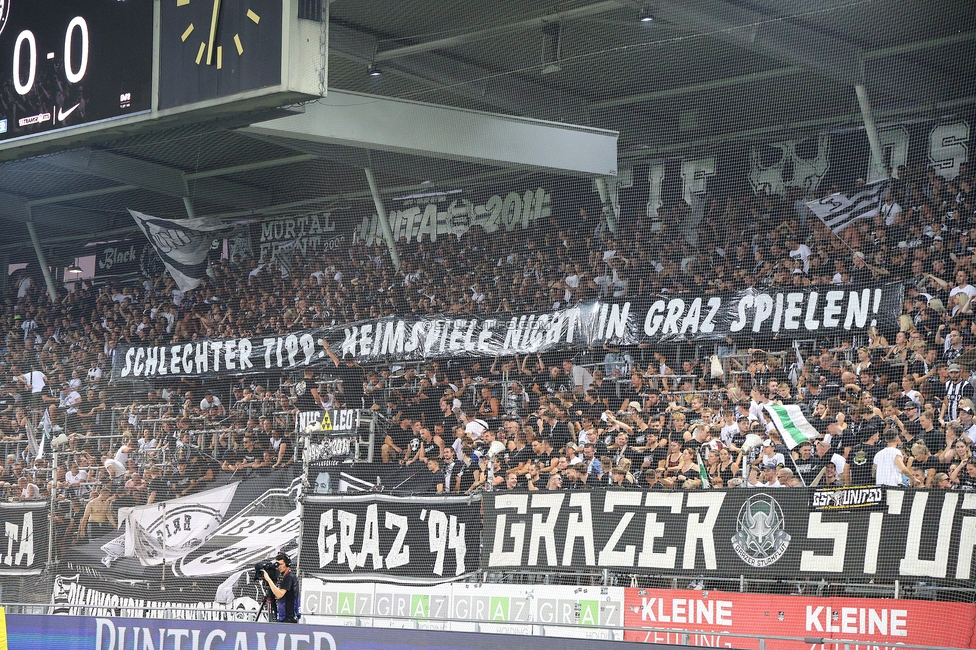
top-left (0, 0), bottom-right (153, 142)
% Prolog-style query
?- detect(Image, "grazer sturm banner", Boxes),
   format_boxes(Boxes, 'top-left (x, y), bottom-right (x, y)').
top-left (623, 588), bottom-right (976, 649)
top-left (112, 283), bottom-right (903, 379)
top-left (358, 186), bottom-right (551, 245)
top-left (302, 493), bottom-right (483, 584)
top-left (0, 501), bottom-right (48, 575)
top-left (483, 488), bottom-right (976, 587)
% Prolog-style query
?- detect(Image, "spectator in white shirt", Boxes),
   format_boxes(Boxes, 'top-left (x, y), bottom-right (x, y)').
top-left (874, 428), bottom-right (919, 487)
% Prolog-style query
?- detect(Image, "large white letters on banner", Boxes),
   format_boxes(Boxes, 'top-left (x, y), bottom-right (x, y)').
top-left (358, 188), bottom-right (550, 245)
top-left (929, 121), bottom-right (970, 179)
top-left (749, 135), bottom-right (830, 196)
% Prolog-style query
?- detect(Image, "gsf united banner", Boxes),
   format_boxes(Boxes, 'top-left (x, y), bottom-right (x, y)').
top-left (302, 493), bottom-right (483, 584)
top-left (483, 488), bottom-right (976, 587)
top-left (113, 283), bottom-right (903, 378)
top-left (0, 501), bottom-right (48, 575)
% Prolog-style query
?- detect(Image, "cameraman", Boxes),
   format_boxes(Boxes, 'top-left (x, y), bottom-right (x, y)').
top-left (261, 553), bottom-right (298, 622)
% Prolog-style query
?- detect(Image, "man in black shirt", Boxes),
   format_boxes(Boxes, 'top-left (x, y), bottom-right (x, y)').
top-left (848, 428), bottom-right (881, 486)
top-left (322, 339), bottom-right (366, 409)
top-left (262, 553), bottom-right (298, 623)
top-left (791, 441), bottom-right (825, 486)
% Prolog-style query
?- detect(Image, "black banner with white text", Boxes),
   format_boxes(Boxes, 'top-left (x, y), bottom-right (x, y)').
top-left (112, 283), bottom-right (903, 379)
top-left (482, 488), bottom-right (976, 587)
top-left (301, 494), bottom-right (483, 584)
top-left (0, 501), bottom-right (48, 575)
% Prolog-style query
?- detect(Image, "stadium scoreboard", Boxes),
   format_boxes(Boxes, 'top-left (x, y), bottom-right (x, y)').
top-left (0, 0), bottom-right (326, 155)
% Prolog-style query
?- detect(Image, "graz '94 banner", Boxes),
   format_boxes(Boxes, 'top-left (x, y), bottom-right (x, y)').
top-left (482, 488), bottom-right (976, 587)
top-left (112, 283), bottom-right (903, 379)
top-left (301, 494), bottom-right (483, 584)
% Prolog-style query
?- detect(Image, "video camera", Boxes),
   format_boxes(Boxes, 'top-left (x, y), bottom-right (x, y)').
top-left (254, 559), bottom-right (279, 583)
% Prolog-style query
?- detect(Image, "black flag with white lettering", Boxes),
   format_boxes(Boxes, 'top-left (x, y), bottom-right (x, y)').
top-left (301, 493), bottom-right (483, 584)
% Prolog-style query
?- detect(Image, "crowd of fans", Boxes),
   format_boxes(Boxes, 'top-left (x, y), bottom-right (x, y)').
top-left (0, 160), bottom-right (973, 552)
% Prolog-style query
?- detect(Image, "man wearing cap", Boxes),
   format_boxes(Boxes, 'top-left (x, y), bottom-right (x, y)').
top-left (756, 462), bottom-right (783, 488)
top-left (941, 363), bottom-right (974, 423)
top-left (755, 439), bottom-right (785, 470)
top-left (200, 390), bottom-right (225, 418)
top-left (849, 251), bottom-right (874, 285)
top-left (958, 405), bottom-right (976, 444)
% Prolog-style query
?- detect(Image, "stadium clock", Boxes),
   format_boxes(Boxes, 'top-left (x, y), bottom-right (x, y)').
top-left (0, 0), bottom-right (153, 142)
top-left (158, 0), bottom-right (283, 110)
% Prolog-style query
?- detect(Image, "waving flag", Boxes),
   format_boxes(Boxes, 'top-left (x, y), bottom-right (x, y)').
top-left (763, 403), bottom-right (819, 449)
top-left (806, 181), bottom-right (887, 234)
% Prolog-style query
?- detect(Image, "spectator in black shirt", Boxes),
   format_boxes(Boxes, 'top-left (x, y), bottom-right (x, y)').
top-left (791, 441), bottom-right (826, 486)
top-left (847, 427), bottom-right (881, 486)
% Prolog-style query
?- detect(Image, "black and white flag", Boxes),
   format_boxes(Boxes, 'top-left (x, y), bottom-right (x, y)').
top-left (129, 209), bottom-right (234, 292)
top-left (806, 180), bottom-right (888, 234)
top-left (276, 238), bottom-right (301, 278)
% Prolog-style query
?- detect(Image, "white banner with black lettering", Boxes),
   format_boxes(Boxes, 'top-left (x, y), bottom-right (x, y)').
top-left (302, 493), bottom-right (483, 584)
top-left (112, 283), bottom-right (903, 378)
top-left (129, 209), bottom-right (235, 292)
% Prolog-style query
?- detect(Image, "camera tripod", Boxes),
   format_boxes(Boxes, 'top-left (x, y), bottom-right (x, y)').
top-left (253, 589), bottom-right (278, 623)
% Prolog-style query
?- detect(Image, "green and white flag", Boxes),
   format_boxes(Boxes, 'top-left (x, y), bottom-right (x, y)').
top-left (763, 403), bottom-right (818, 449)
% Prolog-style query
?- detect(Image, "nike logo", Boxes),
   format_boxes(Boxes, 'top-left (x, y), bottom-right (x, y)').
top-left (57, 102), bottom-right (80, 122)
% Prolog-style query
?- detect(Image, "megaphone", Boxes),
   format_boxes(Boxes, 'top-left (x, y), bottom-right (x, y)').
top-left (487, 440), bottom-right (506, 459)
top-left (741, 433), bottom-right (763, 452)
top-left (51, 433), bottom-right (69, 449)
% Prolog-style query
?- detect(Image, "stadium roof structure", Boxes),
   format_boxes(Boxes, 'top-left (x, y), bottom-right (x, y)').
top-left (0, 0), bottom-right (973, 265)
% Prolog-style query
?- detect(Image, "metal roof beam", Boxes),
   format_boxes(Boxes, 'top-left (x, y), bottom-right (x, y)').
top-left (46, 149), bottom-right (190, 197)
top-left (330, 24), bottom-right (590, 123)
top-left (242, 89), bottom-right (617, 176)
top-left (654, 1), bottom-right (938, 101)
top-left (373, 1), bottom-right (625, 62)
top-left (0, 191), bottom-right (30, 223)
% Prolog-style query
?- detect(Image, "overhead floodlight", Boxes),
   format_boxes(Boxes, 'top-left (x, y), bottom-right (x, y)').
top-left (66, 263), bottom-right (83, 274)
top-left (367, 63), bottom-right (382, 76)
top-left (639, 4), bottom-right (654, 22)
top-left (541, 21), bottom-right (562, 75)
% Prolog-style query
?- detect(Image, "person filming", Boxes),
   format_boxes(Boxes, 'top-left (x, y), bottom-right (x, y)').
top-left (261, 553), bottom-right (299, 623)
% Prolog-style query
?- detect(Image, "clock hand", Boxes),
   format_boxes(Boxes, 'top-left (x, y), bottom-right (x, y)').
top-left (206, 0), bottom-right (222, 65)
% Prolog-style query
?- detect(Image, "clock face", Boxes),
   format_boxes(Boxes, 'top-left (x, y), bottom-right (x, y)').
top-left (158, 0), bottom-right (282, 110)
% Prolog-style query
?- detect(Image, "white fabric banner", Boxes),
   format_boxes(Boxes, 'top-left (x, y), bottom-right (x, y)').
top-left (129, 209), bottom-right (233, 292)
top-left (106, 482), bottom-right (239, 567)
